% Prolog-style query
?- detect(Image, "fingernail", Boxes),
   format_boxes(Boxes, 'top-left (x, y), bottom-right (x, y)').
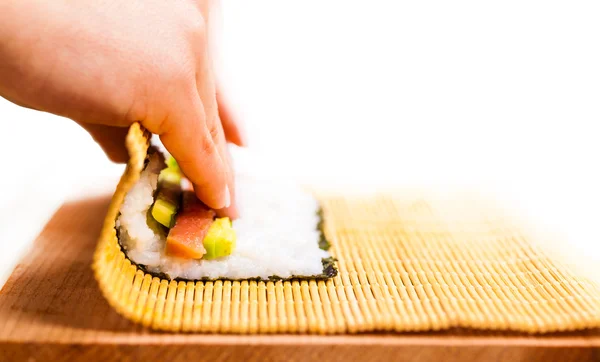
top-left (224, 184), bottom-right (231, 208)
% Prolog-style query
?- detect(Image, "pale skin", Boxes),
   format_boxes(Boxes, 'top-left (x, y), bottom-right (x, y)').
top-left (0, 0), bottom-right (242, 219)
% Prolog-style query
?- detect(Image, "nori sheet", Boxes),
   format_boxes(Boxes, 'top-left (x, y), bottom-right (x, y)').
top-left (115, 156), bottom-right (338, 281)
top-left (116, 208), bottom-right (338, 282)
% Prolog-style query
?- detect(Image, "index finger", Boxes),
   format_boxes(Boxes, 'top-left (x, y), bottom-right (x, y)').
top-left (145, 91), bottom-right (230, 211)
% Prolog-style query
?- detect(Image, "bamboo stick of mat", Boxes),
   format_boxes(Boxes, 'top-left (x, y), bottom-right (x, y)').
top-left (92, 123), bottom-right (600, 333)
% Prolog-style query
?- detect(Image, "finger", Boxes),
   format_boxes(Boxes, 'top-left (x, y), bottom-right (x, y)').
top-left (217, 89), bottom-right (246, 147)
top-left (195, 54), bottom-right (237, 217)
top-left (195, 85), bottom-right (237, 217)
top-left (215, 145), bottom-right (239, 219)
top-left (202, 109), bottom-right (236, 217)
top-left (148, 92), bottom-right (230, 210)
top-left (77, 123), bottom-right (129, 163)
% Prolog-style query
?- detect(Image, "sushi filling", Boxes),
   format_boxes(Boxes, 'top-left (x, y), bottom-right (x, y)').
top-left (116, 148), bottom-right (331, 280)
top-left (116, 151), bottom-right (235, 265)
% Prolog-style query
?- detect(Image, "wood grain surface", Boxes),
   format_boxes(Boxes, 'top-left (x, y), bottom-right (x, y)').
top-left (0, 195), bottom-right (598, 362)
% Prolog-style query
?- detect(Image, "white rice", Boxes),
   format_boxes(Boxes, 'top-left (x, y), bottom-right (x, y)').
top-left (116, 149), bottom-right (329, 280)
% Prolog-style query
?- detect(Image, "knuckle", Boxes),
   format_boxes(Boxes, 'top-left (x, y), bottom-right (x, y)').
top-left (207, 119), bottom-right (221, 141)
top-left (200, 136), bottom-right (216, 157)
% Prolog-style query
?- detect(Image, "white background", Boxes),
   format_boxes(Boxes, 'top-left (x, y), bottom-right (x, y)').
top-left (1, 0), bottom-right (599, 286)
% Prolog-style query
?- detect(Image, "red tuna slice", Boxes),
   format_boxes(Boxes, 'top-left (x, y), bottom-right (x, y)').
top-left (166, 191), bottom-right (216, 259)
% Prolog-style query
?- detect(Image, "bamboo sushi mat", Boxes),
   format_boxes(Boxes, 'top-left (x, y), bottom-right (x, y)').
top-left (94, 193), bottom-right (600, 334)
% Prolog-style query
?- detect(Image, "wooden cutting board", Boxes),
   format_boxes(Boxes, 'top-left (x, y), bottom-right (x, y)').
top-left (0, 195), bottom-right (598, 362)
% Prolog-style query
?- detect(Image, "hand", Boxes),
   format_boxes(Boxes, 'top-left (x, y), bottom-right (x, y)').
top-left (0, 0), bottom-right (243, 218)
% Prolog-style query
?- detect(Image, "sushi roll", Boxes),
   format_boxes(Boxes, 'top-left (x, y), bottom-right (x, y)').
top-left (116, 149), bottom-right (237, 265)
top-left (101, 122), bottom-right (337, 282)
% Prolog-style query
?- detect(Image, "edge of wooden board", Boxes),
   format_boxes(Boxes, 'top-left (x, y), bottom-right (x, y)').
top-left (1, 337), bottom-right (599, 362)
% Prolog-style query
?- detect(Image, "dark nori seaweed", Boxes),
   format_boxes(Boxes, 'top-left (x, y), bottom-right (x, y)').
top-left (115, 158), bottom-right (338, 281)
top-left (316, 207), bottom-right (331, 251)
top-left (320, 257), bottom-right (338, 278)
top-left (118, 210), bottom-right (338, 282)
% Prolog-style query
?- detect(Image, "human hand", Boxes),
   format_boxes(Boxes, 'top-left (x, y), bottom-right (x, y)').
top-left (0, 0), bottom-right (243, 218)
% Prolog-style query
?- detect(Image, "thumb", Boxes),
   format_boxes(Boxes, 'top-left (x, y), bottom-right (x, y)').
top-left (78, 122), bottom-right (129, 164)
